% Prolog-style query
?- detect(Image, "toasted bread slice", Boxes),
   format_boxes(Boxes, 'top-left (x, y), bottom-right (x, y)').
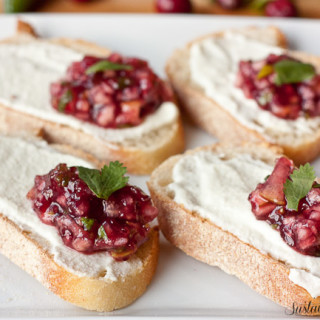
top-left (0, 134), bottom-right (159, 312)
top-left (0, 20), bottom-right (184, 175)
top-left (166, 26), bottom-right (320, 165)
top-left (148, 143), bottom-right (320, 315)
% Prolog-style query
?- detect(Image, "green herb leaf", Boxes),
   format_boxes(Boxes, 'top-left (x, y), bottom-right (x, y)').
top-left (264, 174), bottom-right (270, 182)
top-left (284, 163), bottom-right (316, 211)
top-left (271, 223), bottom-right (278, 230)
top-left (257, 64), bottom-right (274, 79)
top-left (77, 161), bottom-right (129, 200)
top-left (85, 60), bottom-right (133, 75)
top-left (58, 89), bottom-right (72, 112)
top-left (81, 217), bottom-right (95, 231)
top-left (274, 60), bottom-right (316, 86)
top-left (98, 225), bottom-right (108, 240)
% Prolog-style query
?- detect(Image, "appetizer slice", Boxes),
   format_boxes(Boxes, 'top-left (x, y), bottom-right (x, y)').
top-left (148, 143), bottom-right (320, 315)
top-left (0, 21), bottom-right (184, 174)
top-left (166, 26), bottom-right (320, 164)
top-left (0, 134), bottom-right (158, 311)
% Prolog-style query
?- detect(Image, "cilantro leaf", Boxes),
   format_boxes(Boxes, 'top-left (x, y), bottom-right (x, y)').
top-left (58, 89), bottom-right (72, 112)
top-left (77, 161), bottom-right (129, 200)
top-left (81, 217), bottom-right (95, 231)
top-left (85, 60), bottom-right (133, 75)
top-left (274, 60), bottom-right (315, 86)
top-left (98, 225), bottom-right (108, 240)
top-left (284, 163), bottom-right (316, 211)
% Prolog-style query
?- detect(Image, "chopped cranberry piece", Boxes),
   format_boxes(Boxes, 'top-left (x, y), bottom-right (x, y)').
top-left (265, 0), bottom-right (297, 18)
top-left (236, 54), bottom-right (319, 120)
top-left (27, 164), bottom-right (158, 261)
top-left (217, 0), bottom-right (243, 10)
top-left (249, 157), bottom-right (320, 256)
top-left (51, 53), bottom-right (173, 128)
top-left (248, 188), bottom-right (277, 220)
top-left (259, 157), bottom-right (294, 205)
top-left (155, 0), bottom-right (192, 13)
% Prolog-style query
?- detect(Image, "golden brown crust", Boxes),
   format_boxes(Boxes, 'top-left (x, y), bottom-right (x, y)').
top-left (166, 26), bottom-right (320, 165)
top-left (148, 143), bottom-right (320, 315)
top-left (0, 104), bottom-right (184, 175)
top-left (17, 20), bottom-right (38, 37)
top-left (0, 213), bottom-right (159, 312)
top-left (0, 20), bottom-right (185, 175)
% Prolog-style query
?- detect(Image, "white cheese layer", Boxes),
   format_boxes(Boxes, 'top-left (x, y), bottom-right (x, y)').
top-left (0, 135), bottom-right (142, 281)
top-left (0, 41), bottom-right (178, 144)
top-left (189, 31), bottom-right (320, 144)
top-left (168, 151), bottom-right (320, 298)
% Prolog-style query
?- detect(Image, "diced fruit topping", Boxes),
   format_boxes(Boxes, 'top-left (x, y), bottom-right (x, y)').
top-left (265, 0), bottom-right (297, 17)
top-left (27, 162), bottom-right (158, 261)
top-left (217, 0), bottom-right (243, 10)
top-left (155, 0), bottom-right (192, 13)
top-left (50, 53), bottom-right (173, 128)
top-left (259, 157), bottom-right (294, 205)
top-left (236, 54), bottom-right (320, 120)
top-left (249, 157), bottom-right (320, 256)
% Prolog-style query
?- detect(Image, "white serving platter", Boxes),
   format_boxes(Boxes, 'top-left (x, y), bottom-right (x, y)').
top-left (0, 13), bottom-right (319, 319)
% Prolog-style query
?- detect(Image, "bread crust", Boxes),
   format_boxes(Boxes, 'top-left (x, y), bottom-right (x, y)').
top-left (0, 212), bottom-right (159, 312)
top-left (0, 20), bottom-right (184, 175)
top-left (166, 26), bottom-right (320, 165)
top-left (148, 143), bottom-right (320, 315)
top-left (0, 104), bottom-right (185, 174)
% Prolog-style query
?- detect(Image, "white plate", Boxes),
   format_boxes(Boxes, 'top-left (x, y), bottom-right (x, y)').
top-left (0, 13), bottom-right (319, 319)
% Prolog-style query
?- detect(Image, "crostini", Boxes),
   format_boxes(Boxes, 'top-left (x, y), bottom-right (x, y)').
top-left (166, 26), bottom-right (320, 165)
top-left (148, 143), bottom-right (320, 315)
top-left (0, 134), bottom-right (158, 311)
top-left (0, 20), bottom-right (184, 174)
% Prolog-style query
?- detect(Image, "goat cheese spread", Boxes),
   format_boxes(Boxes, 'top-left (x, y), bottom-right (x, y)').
top-left (0, 135), bottom-right (142, 281)
top-left (189, 31), bottom-right (320, 144)
top-left (0, 41), bottom-right (178, 144)
top-left (169, 151), bottom-right (320, 297)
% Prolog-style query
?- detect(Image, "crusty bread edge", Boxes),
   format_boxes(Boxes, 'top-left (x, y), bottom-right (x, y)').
top-left (166, 26), bottom-right (320, 165)
top-left (0, 212), bottom-right (159, 312)
top-left (147, 143), bottom-right (320, 315)
top-left (0, 20), bottom-right (185, 175)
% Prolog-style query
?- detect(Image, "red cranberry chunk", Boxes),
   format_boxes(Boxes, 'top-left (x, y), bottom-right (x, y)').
top-left (248, 188), bottom-right (277, 220)
top-left (155, 0), bottom-right (192, 13)
top-left (281, 215), bottom-right (320, 255)
top-left (51, 53), bottom-right (173, 128)
top-left (236, 54), bottom-right (319, 120)
top-left (265, 0), bottom-right (297, 17)
top-left (27, 164), bottom-right (158, 261)
top-left (249, 157), bottom-right (320, 256)
top-left (217, 0), bottom-right (243, 10)
top-left (248, 157), bottom-right (294, 220)
top-left (259, 157), bottom-right (294, 205)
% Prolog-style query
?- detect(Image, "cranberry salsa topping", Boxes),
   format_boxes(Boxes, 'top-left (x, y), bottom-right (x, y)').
top-left (50, 53), bottom-right (173, 128)
top-left (249, 157), bottom-right (320, 256)
top-left (27, 162), bottom-right (158, 261)
top-left (236, 54), bottom-right (320, 119)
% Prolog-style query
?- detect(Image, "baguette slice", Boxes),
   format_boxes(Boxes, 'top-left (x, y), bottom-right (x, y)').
top-left (148, 143), bottom-right (320, 315)
top-left (0, 20), bottom-right (184, 175)
top-left (0, 134), bottom-right (159, 312)
top-left (166, 26), bottom-right (320, 165)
